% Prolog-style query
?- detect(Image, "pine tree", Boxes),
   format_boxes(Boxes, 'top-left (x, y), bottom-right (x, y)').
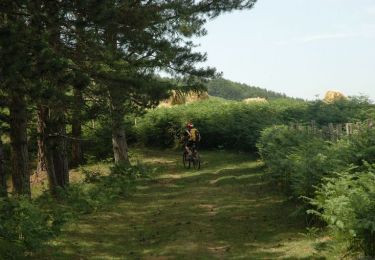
top-left (84, 0), bottom-right (257, 164)
top-left (0, 129), bottom-right (6, 197)
top-left (0, 3), bottom-right (32, 196)
top-left (1, 0), bottom-right (257, 195)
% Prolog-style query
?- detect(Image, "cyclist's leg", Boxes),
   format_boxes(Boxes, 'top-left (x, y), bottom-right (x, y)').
top-left (192, 142), bottom-right (198, 154)
top-left (187, 141), bottom-right (194, 156)
top-left (191, 142), bottom-right (200, 169)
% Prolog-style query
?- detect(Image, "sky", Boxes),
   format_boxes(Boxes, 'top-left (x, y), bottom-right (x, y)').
top-left (195, 0), bottom-right (375, 100)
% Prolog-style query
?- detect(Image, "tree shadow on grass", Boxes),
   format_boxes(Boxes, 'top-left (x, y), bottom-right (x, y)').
top-left (35, 151), bottom-right (324, 259)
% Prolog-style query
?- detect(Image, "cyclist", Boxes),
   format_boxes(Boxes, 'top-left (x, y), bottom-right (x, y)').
top-left (183, 122), bottom-right (201, 157)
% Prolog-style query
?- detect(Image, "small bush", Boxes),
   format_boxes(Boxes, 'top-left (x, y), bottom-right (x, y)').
top-left (335, 127), bottom-right (375, 167)
top-left (287, 138), bottom-right (335, 200)
top-left (257, 125), bottom-right (340, 201)
top-left (0, 196), bottom-right (61, 258)
top-left (259, 124), bottom-right (375, 257)
top-left (55, 163), bottom-right (147, 214)
top-left (82, 115), bottom-right (136, 161)
top-left (82, 168), bottom-right (102, 183)
top-left (0, 163), bottom-right (147, 258)
top-left (309, 164), bottom-right (375, 257)
top-left (257, 125), bottom-right (310, 191)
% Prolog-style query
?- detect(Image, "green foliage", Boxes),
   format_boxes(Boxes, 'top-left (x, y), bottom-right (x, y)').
top-left (0, 196), bottom-right (59, 258)
top-left (135, 106), bottom-right (184, 148)
top-left (34, 149), bottom-right (326, 259)
top-left (131, 96), bottom-right (374, 155)
top-left (82, 120), bottom-right (113, 162)
top-left (82, 168), bottom-right (102, 183)
top-left (257, 125), bottom-right (336, 200)
top-left (269, 99), bottom-right (309, 122)
top-left (269, 97), bottom-right (373, 126)
top-left (258, 124), bottom-right (375, 199)
top-left (287, 138), bottom-right (335, 199)
top-left (334, 127), bottom-right (375, 167)
top-left (54, 163), bottom-right (147, 215)
top-left (257, 125), bottom-right (309, 191)
top-left (135, 99), bottom-right (279, 152)
top-left (207, 78), bottom-right (290, 100)
top-left (0, 164), bottom-right (147, 258)
top-left (82, 115), bottom-right (137, 161)
top-left (258, 124), bottom-right (375, 257)
top-left (309, 164), bottom-right (375, 257)
top-left (304, 98), bottom-right (374, 125)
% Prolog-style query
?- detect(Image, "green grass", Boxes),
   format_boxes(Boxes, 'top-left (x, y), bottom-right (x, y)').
top-left (28, 162), bottom-right (112, 198)
top-left (34, 149), bottom-right (331, 259)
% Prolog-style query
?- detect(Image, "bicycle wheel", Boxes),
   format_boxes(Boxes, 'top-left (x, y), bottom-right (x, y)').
top-left (182, 152), bottom-right (190, 169)
top-left (192, 153), bottom-right (201, 170)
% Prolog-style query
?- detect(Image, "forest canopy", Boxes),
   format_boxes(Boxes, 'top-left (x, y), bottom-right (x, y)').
top-left (0, 0), bottom-right (257, 196)
top-left (207, 78), bottom-right (291, 100)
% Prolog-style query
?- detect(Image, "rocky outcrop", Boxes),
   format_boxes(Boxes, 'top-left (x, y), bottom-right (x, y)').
top-left (324, 91), bottom-right (346, 103)
top-left (159, 91), bottom-right (209, 107)
top-left (242, 97), bottom-right (268, 104)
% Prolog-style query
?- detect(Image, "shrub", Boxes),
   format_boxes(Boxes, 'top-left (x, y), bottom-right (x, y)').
top-left (258, 124), bottom-right (375, 199)
top-left (268, 99), bottom-right (309, 122)
top-left (135, 107), bottom-right (183, 148)
top-left (259, 124), bottom-right (375, 257)
top-left (309, 164), bottom-right (375, 257)
top-left (335, 126), bottom-right (375, 167)
top-left (257, 125), bottom-right (310, 191)
top-left (258, 125), bottom-right (339, 200)
top-left (82, 115), bottom-right (137, 161)
top-left (135, 99), bottom-right (279, 152)
top-left (0, 163), bottom-right (147, 258)
top-left (82, 119), bottom-right (113, 161)
top-left (287, 138), bottom-right (336, 199)
top-left (304, 98), bottom-right (374, 125)
top-left (54, 163), bottom-right (147, 214)
top-left (0, 196), bottom-right (61, 258)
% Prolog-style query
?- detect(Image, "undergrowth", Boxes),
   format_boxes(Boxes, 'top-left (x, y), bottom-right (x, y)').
top-left (0, 163), bottom-right (148, 259)
top-left (258, 124), bottom-right (375, 257)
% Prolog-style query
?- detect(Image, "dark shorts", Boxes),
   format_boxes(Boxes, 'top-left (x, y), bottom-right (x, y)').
top-left (186, 141), bottom-right (198, 151)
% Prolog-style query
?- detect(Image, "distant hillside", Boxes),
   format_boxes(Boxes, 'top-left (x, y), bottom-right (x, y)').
top-left (207, 78), bottom-right (291, 101)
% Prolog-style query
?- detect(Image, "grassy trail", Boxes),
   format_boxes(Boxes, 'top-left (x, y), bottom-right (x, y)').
top-left (42, 150), bottom-right (326, 259)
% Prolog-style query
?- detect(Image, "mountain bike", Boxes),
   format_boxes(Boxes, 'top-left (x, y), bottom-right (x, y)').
top-left (182, 144), bottom-right (201, 170)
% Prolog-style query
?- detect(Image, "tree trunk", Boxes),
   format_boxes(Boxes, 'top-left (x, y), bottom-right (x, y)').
top-left (43, 2), bottom-right (69, 191)
top-left (52, 112), bottom-right (69, 187)
top-left (36, 108), bottom-right (47, 174)
top-left (71, 88), bottom-right (84, 167)
top-left (109, 88), bottom-right (130, 165)
top-left (0, 130), bottom-right (7, 197)
top-left (104, 26), bottom-right (130, 165)
top-left (9, 93), bottom-right (30, 196)
top-left (39, 106), bottom-right (69, 194)
top-left (38, 106), bottom-right (58, 194)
